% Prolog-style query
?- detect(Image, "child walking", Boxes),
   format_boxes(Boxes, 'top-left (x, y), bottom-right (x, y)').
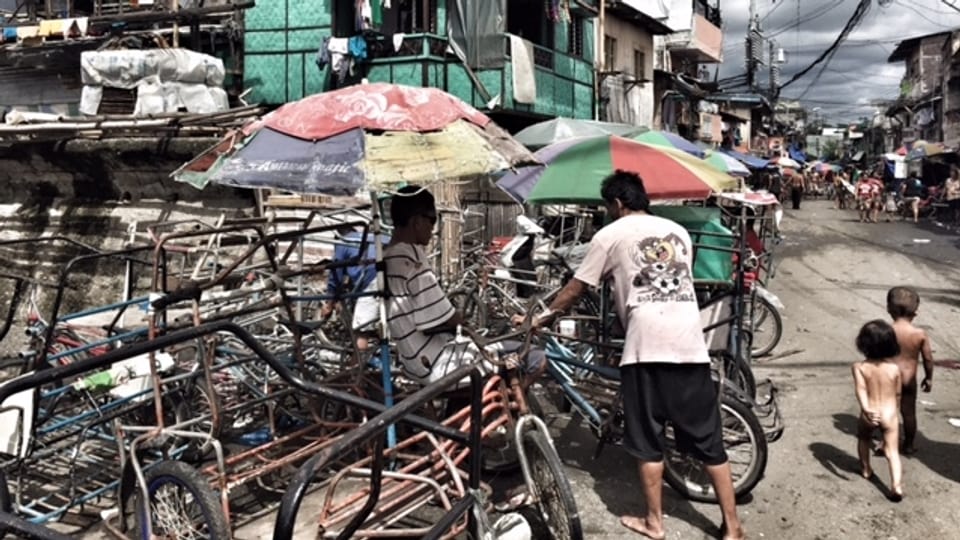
top-left (852, 320), bottom-right (904, 500)
top-left (887, 286), bottom-right (934, 454)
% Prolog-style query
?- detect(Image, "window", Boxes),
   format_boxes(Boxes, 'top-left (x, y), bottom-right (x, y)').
top-left (604, 35), bottom-right (617, 71)
top-left (568, 15), bottom-right (584, 58)
top-left (633, 49), bottom-right (646, 80)
top-left (507, 0), bottom-right (555, 49)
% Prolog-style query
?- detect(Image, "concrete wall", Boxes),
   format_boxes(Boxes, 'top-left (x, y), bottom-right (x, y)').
top-left (0, 138), bottom-right (255, 319)
top-left (602, 15), bottom-right (655, 127)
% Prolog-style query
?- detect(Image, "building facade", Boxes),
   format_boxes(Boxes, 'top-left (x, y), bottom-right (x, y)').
top-left (243, 0), bottom-right (599, 129)
top-left (886, 31), bottom-right (951, 145)
top-left (597, 1), bottom-right (673, 127)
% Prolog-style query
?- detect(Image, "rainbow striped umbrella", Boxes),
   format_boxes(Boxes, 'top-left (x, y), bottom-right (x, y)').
top-left (704, 150), bottom-right (751, 177)
top-left (498, 135), bottom-right (737, 204)
top-left (631, 130), bottom-right (705, 158)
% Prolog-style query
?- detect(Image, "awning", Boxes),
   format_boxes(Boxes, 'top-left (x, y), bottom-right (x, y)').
top-left (720, 148), bottom-right (770, 169)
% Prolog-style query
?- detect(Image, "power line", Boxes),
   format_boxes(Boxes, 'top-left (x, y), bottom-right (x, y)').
top-left (760, 0), bottom-right (788, 23)
top-left (778, 0), bottom-right (873, 92)
top-left (893, 0), bottom-right (960, 28)
top-left (766, 0), bottom-right (846, 39)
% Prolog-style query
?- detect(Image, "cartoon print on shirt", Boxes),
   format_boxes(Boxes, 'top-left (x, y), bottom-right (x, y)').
top-left (628, 233), bottom-right (695, 302)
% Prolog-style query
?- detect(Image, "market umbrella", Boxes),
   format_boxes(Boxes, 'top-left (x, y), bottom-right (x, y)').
top-left (499, 136), bottom-right (736, 205)
top-left (630, 130), bottom-right (705, 158)
top-left (173, 83), bottom-right (536, 196)
top-left (703, 149), bottom-right (751, 177)
top-left (513, 117), bottom-right (641, 149)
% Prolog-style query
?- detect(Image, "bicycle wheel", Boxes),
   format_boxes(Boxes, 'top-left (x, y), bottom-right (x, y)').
top-left (135, 460), bottom-right (230, 540)
top-left (749, 296), bottom-right (782, 357)
top-left (663, 394), bottom-right (767, 503)
top-left (721, 353), bottom-right (756, 401)
top-left (522, 430), bottom-right (583, 540)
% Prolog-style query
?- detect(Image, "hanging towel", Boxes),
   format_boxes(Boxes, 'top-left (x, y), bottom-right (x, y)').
top-left (348, 35), bottom-right (368, 61)
top-left (392, 33), bottom-right (405, 52)
top-left (371, 0), bottom-right (382, 27)
top-left (509, 34), bottom-right (537, 104)
top-left (316, 36), bottom-right (332, 69)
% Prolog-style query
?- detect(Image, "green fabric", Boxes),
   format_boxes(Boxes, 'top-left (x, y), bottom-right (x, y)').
top-left (371, 0), bottom-right (382, 27)
top-left (652, 206), bottom-right (734, 283)
top-left (704, 152), bottom-right (731, 173)
top-left (526, 137), bottom-right (614, 204)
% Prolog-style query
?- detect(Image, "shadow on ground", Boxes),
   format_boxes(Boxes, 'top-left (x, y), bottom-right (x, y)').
top-left (553, 416), bottom-right (727, 537)
top-left (831, 412), bottom-right (960, 485)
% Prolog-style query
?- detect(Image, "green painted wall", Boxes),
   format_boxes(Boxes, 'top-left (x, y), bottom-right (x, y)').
top-left (242, 0), bottom-right (595, 120)
top-left (245, 0), bottom-right (331, 103)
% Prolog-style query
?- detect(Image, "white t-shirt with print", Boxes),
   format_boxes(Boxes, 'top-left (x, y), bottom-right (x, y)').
top-left (574, 213), bottom-right (709, 366)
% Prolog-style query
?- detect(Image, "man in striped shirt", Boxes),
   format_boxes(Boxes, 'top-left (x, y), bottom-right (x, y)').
top-left (384, 185), bottom-right (544, 386)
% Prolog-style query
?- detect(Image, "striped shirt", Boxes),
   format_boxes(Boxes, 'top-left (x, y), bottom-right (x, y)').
top-left (384, 242), bottom-right (462, 384)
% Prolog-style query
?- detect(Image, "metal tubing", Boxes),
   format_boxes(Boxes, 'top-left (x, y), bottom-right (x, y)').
top-left (0, 512), bottom-right (75, 540)
top-left (273, 362), bottom-right (482, 540)
top-left (422, 495), bottom-right (475, 540)
top-left (0, 321), bottom-right (466, 439)
top-left (336, 438), bottom-right (385, 540)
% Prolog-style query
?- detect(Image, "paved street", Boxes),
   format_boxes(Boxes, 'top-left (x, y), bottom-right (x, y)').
top-left (544, 199), bottom-right (960, 539)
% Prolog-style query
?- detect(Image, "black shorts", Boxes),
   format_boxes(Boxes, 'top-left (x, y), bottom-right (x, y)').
top-left (620, 363), bottom-right (727, 465)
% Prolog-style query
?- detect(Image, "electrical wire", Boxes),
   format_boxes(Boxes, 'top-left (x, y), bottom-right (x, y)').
top-left (766, 0), bottom-right (846, 39)
top-left (760, 0), bottom-right (788, 23)
top-left (893, 0), bottom-right (960, 28)
top-left (777, 0), bottom-right (872, 92)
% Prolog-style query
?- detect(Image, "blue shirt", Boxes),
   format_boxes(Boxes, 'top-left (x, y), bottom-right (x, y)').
top-left (327, 231), bottom-right (389, 296)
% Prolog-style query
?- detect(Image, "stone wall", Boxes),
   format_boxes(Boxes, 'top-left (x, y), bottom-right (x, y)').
top-left (0, 137), bottom-right (256, 327)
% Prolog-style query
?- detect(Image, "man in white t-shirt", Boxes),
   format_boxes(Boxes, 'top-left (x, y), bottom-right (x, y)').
top-left (384, 185), bottom-right (544, 386)
top-left (528, 171), bottom-right (744, 540)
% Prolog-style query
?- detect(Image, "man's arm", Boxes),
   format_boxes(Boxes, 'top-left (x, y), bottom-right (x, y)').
top-left (920, 330), bottom-right (934, 392)
top-left (534, 278), bottom-right (589, 327)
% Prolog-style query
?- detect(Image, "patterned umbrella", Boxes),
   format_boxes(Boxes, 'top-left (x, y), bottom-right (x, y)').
top-left (498, 135), bottom-right (737, 205)
top-left (703, 149), bottom-right (751, 177)
top-left (630, 130), bottom-right (705, 158)
top-left (173, 83), bottom-right (535, 196)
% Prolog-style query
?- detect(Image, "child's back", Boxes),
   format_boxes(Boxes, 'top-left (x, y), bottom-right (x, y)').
top-left (886, 286), bottom-right (934, 454)
top-left (853, 360), bottom-right (901, 427)
top-left (890, 319), bottom-right (928, 387)
top-left (853, 319), bottom-right (904, 500)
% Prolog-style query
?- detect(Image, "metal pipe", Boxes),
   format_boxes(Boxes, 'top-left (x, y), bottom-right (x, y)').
top-left (273, 367), bottom-right (482, 540)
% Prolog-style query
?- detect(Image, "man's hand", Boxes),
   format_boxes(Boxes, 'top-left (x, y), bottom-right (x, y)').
top-left (921, 376), bottom-right (932, 393)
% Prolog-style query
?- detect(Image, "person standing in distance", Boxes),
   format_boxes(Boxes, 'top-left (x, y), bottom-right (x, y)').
top-left (523, 171), bottom-right (745, 540)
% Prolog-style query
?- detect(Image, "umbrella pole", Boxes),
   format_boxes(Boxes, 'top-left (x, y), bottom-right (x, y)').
top-left (369, 190), bottom-right (397, 449)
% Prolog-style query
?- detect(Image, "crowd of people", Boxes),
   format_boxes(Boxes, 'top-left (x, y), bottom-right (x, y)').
top-left (751, 162), bottom-right (960, 225)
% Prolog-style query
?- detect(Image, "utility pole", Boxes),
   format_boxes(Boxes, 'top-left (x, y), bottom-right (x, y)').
top-left (745, 0), bottom-right (762, 92)
top-left (769, 40), bottom-right (780, 99)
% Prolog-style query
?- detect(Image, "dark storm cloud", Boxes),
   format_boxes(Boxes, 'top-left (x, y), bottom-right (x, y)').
top-left (717, 0), bottom-right (960, 121)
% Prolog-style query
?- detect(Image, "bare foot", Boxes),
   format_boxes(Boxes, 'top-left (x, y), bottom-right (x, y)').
top-left (861, 466), bottom-right (873, 479)
top-left (620, 516), bottom-right (665, 540)
top-left (721, 522), bottom-right (747, 540)
top-left (889, 485), bottom-right (904, 502)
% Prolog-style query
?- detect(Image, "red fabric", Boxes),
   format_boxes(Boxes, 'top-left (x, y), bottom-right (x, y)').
top-left (896, 145), bottom-right (908, 156)
top-left (608, 137), bottom-right (713, 200)
top-left (261, 83), bottom-right (491, 141)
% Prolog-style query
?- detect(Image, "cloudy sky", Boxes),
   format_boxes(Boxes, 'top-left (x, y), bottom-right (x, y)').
top-left (717, 0), bottom-right (960, 123)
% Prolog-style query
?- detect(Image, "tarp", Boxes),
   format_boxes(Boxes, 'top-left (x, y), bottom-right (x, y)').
top-left (720, 148), bottom-right (770, 169)
top-left (447, 0), bottom-right (506, 69)
top-left (788, 144), bottom-right (807, 164)
top-left (652, 206), bottom-right (734, 283)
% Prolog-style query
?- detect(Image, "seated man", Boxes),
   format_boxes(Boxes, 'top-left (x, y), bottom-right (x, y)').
top-left (383, 185), bottom-right (545, 387)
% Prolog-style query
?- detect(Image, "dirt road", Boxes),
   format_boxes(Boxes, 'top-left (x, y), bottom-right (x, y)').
top-left (550, 199), bottom-right (960, 539)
